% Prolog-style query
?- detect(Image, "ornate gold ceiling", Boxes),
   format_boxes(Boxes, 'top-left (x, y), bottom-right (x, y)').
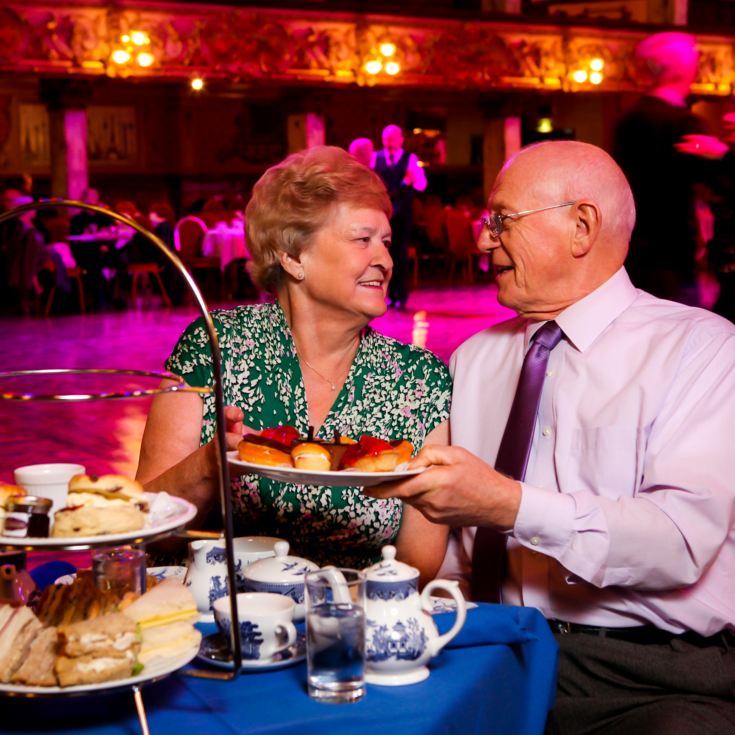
top-left (1, 2), bottom-right (734, 95)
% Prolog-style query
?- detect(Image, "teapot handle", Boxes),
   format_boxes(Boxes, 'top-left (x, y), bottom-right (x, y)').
top-left (421, 580), bottom-right (467, 656)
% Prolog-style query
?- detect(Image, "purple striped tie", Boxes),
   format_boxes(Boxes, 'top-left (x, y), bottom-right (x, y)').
top-left (470, 320), bottom-right (563, 603)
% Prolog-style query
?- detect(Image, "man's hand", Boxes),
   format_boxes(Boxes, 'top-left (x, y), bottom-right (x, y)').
top-left (364, 445), bottom-right (522, 531)
top-left (675, 134), bottom-right (729, 160)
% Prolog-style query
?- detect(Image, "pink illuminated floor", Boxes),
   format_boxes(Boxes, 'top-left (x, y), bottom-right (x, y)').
top-left (0, 285), bottom-right (514, 480)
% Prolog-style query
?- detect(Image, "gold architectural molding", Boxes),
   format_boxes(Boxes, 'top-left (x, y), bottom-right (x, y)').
top-left (1, 2), bottom-right (734, 94)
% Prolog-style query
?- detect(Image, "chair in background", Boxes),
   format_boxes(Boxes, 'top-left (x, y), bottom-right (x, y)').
top-left (445, 208), bottom-right (479, 284)
top-left (175, 216), bottom-right (224, 300)
top-left (128, 262), bottom-right (172, 307)
top-left (43, 247), bottom-right (86, 317)
top-left (409, 196), bottom-right (448, 286)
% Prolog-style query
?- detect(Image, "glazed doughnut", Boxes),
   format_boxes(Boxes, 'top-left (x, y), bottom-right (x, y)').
top-left (291, 443), bottom-right (332, 471)
top-left (261, 425), bottom-right (300, 446)
top-left (340, 436), bottom-right (399, 472)
top-left (312, 433), bottom-right (356, 470)
top-left (238, 434), bottom-right (293, 467)
top-left (390, 440), bottom-right (414, 466)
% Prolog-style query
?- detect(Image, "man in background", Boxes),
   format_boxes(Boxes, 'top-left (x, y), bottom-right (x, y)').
top-left (614, 31), bottom-right (717, 306)
top-left (373, 124), bottom-right (427, 310)
top-left (348, 137), bottom-right (374, 168)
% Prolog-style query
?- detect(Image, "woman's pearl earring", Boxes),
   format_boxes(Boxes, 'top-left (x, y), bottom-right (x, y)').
top-left (297, 271), bottom-right (305, 281)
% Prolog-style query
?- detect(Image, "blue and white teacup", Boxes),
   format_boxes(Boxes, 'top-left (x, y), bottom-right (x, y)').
top-left (213, 592), bottom-right (297, 661)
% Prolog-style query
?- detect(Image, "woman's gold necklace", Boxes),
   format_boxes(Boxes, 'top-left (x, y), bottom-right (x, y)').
top-left (300, 339), bottom-right (358, 392)
top-left (301, 357), bottom-right (338, 391)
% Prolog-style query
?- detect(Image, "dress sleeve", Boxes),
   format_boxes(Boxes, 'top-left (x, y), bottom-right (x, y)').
top-left (164, 316), bottom-right (215, 389)
top-left (413, 351), bottom-right (452, 437)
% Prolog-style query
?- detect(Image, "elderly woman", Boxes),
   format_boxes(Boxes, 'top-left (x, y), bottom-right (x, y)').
top-left (137, 146), bottom-right (450, 579)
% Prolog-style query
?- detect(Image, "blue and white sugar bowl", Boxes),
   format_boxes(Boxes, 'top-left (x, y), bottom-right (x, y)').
top-left (363, 545), bottom-right (467, 686)
top-left (241, 541), bottom-right (317, 620)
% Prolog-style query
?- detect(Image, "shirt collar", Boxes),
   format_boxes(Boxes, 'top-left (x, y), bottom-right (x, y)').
top-left (525, 268), bottom-right (638, 353)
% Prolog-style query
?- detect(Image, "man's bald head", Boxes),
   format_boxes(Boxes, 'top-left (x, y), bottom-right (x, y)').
top-left (498, 140), bottom-right (635, 258)
top-left (485, 141), bottom-right (636, 319)
top-left (635, 31), bottom-right (699, 90)
top-left (382, 124), bottom-right (404, 151)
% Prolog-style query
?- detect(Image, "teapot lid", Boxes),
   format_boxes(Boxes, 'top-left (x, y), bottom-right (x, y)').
top-left (242, 541), bottom-right (318, 583)
top-left (364, 545), bottom-right (418, 583)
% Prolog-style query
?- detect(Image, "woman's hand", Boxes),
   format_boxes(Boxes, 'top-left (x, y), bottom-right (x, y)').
top-left (222, 405), bottom-right (257, 450)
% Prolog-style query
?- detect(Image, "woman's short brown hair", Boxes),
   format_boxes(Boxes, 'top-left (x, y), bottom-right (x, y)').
top-left (245, 145), bottom-right (391, 293)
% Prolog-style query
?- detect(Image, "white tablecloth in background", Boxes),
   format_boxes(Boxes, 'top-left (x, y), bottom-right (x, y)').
top-left (201, 225), bottom-right (249, 271)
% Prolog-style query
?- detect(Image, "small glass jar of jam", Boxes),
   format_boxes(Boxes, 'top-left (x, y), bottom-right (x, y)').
top-left (4, 496), bottom-right (52, 538)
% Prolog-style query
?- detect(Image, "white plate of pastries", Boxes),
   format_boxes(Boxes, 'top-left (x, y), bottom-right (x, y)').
top-left (228, 428), bottom-right (426, 487)
top-left (0, 577), bottom-right (201, 695)
top-left (0, 474), bottom-right (197, 548)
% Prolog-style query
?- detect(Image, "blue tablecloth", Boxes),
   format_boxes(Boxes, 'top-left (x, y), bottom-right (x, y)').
top-left (4, 604), bottom-right (557, 735)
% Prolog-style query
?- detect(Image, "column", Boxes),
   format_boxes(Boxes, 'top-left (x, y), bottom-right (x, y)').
top-left (39, 80), bottom-right (92, 199)
top-left (647, 0), bottom-right (688, 24)
top-left (287, 113), bottom-right (325, 153)
top-left (483, 116), bottom-right (521, 198)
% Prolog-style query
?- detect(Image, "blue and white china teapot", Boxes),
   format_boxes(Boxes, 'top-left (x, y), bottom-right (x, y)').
top-left (362, 545), bottom-right (466, 686)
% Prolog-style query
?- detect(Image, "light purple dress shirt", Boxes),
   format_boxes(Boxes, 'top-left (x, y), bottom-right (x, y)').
top-left (445, 268), bottom-right (735, 635)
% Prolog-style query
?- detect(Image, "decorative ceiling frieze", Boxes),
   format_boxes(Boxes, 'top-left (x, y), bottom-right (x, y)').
top-left (1, 2), bottom-right (734, 95)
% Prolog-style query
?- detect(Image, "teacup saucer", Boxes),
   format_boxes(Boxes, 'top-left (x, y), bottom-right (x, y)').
top-left (196, 631), bottom-right (306, 672)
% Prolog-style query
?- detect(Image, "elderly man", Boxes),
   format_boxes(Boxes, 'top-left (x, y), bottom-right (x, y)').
top-left (368, 141), bottom-right (735, 734)
top-left (373, 124), bottom-right (427, 309)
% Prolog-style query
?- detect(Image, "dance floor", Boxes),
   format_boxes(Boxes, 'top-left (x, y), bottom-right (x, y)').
top-left (0, 285), bottom-right (513, 480)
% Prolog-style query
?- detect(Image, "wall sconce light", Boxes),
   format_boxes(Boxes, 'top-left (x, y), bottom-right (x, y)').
top-left (190, 76), bottom-right (205, 91)
top-left (536, 117), bottom-right (553, 134)
top-left (109, 29), bottom-right (157, 71)
top-left (570, 57), bottom-right (605, 86)
top-left (364, 38), bottom-right (401, 77)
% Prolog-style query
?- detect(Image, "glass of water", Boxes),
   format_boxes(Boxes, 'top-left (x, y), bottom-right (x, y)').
top-left (305, 567), bottom-right (366, 703)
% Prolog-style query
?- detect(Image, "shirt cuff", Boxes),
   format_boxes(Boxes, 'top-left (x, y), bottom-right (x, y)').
top-left (513, 482), bottom-right (575, 553)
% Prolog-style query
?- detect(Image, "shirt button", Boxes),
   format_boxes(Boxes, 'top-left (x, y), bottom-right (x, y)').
top-left (546, 369), bottom-right (554, 377)
top-left (542, 427), bottom-right (552, 437)
top-left (530, 536), bottom-right (541, 546)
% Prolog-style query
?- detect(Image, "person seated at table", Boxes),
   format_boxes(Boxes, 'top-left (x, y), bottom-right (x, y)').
top-left (3, 194), bottom-right (56, 316)
top-left (136, 145), bottom-right (450, 579)
top-left (69, 188), bottom-right (109, 235)
top-left (140, 201), bottom-right (184, 305)
top-left (366, 140), bottom-right (735, 734)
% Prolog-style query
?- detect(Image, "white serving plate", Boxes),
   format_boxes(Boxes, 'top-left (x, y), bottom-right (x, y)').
top-left (0, 641), bottom-right (199, 696)
top-left (0, 492), bottom-right (197, 549)
top-left (227, 451), bottom-right (424, 487)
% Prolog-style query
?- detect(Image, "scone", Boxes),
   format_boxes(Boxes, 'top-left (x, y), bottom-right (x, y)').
top-left (0, 484), bottom-right (27, 534)
top-left (52, 504), bottom-right (145, 538)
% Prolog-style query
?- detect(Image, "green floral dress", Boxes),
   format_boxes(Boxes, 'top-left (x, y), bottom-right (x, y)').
top-left (166, 302), bottom-right (451, 567)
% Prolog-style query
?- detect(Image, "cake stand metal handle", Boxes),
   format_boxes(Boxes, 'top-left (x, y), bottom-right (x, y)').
top-left (133, 685), bottom-right (151, 735)
top-left (0, 199), bottom-right (243, 678)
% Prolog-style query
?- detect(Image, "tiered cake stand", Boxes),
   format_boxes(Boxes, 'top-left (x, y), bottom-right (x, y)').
top-left (0, 200), bottom-right (246, 733)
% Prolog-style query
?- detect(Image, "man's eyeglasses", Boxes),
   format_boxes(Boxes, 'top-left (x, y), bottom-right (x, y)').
top-left (481, 201), bottom-right (576, 238)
